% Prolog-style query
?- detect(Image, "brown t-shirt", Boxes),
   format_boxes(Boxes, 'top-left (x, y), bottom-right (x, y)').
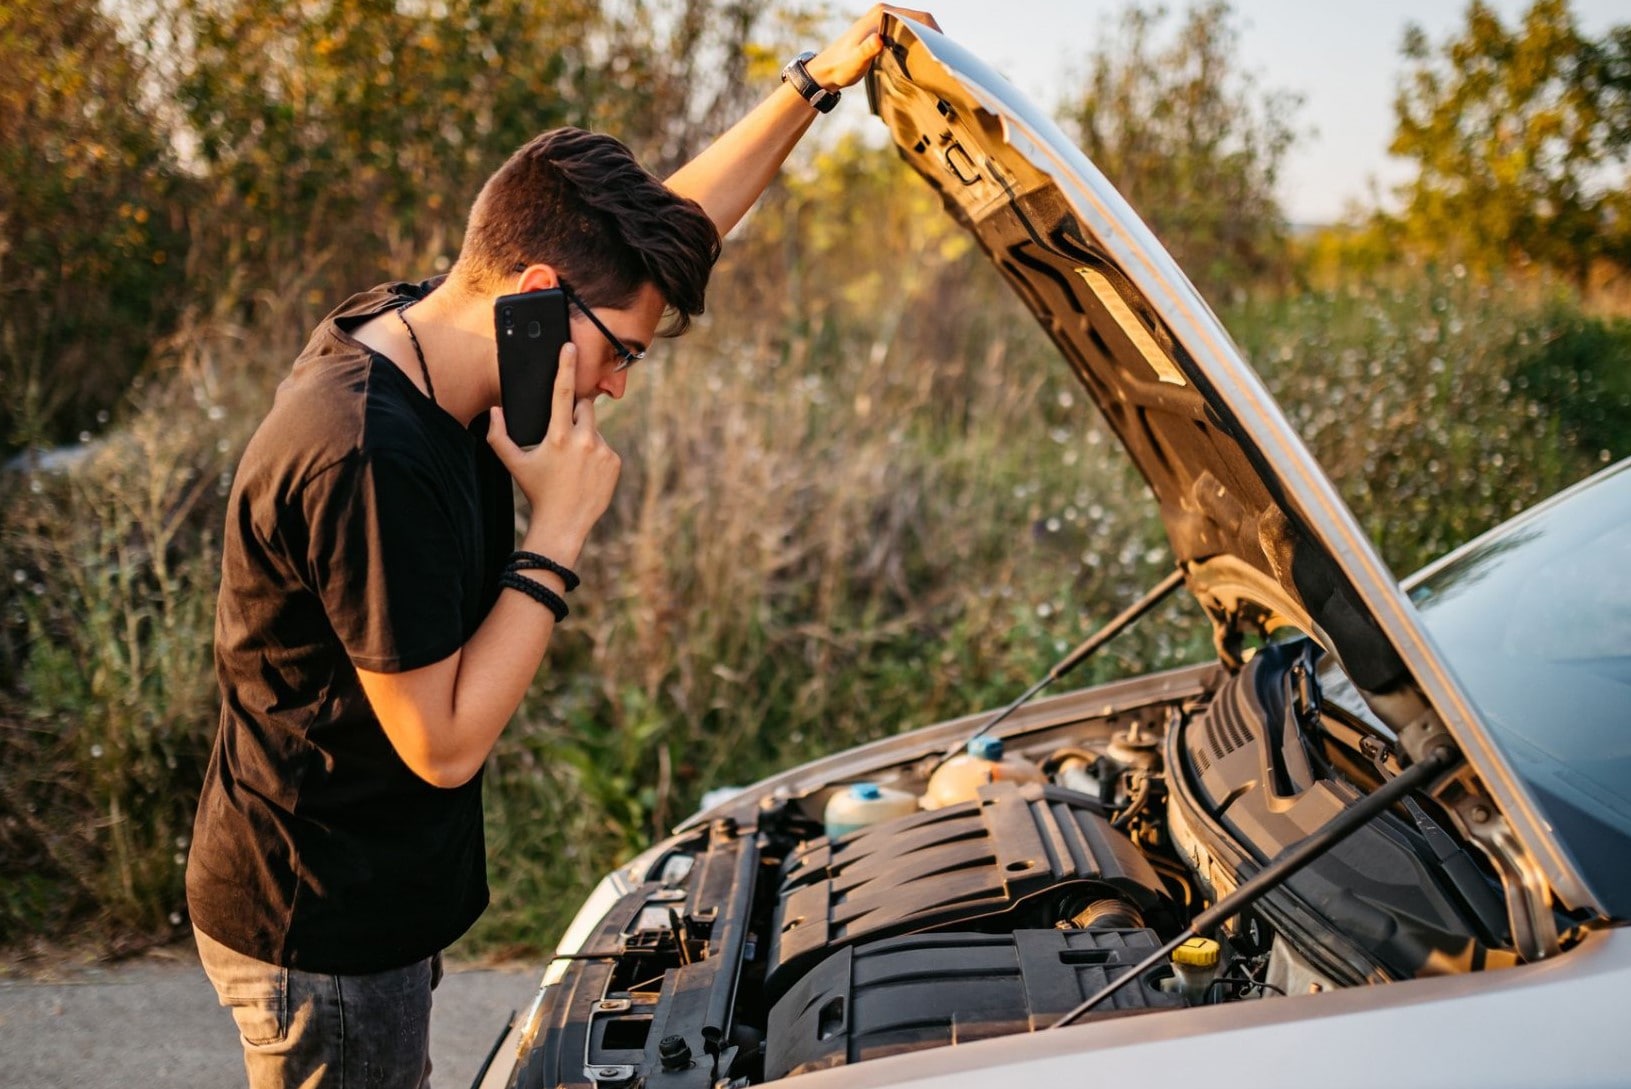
top-left (187, 280), bottom-right (514, 973)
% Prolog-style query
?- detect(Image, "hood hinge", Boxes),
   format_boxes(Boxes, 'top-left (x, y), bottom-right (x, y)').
top-left (1454, 796), bottom-right (1562, 962)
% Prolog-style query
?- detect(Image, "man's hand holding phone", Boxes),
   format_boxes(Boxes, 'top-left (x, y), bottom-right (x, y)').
top-left (488, 342), bottom-right (621, 568)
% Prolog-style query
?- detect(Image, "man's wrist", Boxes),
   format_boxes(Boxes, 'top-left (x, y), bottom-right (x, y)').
top-left (507, 550), bottom-right (580, 593)
top-left (519, 532), bottom-right (583, 574)
top-left (781, 51), bottom-right (842, 113)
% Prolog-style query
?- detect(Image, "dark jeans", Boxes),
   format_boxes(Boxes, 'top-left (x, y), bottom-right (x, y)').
top-left (195, 926), bottom-right (443, 1089)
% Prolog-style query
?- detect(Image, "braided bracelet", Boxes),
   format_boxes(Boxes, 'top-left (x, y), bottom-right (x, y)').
top-left (506, 550), bottom-right (580, 593)
top-left (498, 571), bottom-right (569, 622)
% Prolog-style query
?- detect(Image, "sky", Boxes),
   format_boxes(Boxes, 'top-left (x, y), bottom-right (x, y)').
top-left (826, 0), bottom-right (1628, 224)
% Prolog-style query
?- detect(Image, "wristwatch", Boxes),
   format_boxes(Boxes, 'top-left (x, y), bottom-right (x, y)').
top-left (781, 51), bottom-right (840, 114)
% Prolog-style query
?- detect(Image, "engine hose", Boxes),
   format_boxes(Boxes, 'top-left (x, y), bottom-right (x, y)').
top-left (1063, 897), bottom-right (1145, 930)
top-left (1144, 853), bottom-right (1196, 909)
top-left (1042, 747), bottom-right (1102, 774)
top-left (1110, 773), bottom-right (1153, 829)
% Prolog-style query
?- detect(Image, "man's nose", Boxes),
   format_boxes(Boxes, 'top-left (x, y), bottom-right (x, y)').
top-left (598, 366), bottom-right (628, 400)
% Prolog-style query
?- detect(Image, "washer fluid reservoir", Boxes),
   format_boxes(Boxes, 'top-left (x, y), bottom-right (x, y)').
top-left (823, 782), bottom-right (918, 839)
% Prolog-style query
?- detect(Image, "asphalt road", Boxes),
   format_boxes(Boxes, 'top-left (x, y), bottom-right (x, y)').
top-left (0, 944), bottom-right (540, 1089)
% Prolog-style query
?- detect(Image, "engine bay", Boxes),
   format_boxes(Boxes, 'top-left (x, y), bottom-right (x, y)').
top-left (505, 644), bottom-right (1522, 1088)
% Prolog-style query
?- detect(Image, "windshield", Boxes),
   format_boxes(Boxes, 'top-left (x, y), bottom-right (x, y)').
top-left (1405, 460), bottom-right (1631, 919)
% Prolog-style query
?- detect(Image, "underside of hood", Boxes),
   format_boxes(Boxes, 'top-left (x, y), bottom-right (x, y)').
top-left (866, 24), bottom-right (1399, 690)
top-left (864, 16), bottom-right (1595, 924)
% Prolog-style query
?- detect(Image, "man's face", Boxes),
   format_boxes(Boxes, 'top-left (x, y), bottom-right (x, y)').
top-left (568, 282), bottom-right (666, 404)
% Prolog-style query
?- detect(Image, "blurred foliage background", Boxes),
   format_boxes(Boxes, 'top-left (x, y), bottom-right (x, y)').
top-left (1, 0), bottom-right (1628, 959)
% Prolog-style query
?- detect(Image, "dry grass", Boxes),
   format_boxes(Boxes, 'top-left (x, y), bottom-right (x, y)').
top-left (1, 238), bottom-right (1614, 957)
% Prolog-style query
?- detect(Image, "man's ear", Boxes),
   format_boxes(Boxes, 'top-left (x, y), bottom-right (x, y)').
top-left (515, 263), bottom-right (560, 294)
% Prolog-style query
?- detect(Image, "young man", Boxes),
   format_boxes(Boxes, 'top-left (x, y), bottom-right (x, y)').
top-left (186, 6), bottom-right (937, 1088)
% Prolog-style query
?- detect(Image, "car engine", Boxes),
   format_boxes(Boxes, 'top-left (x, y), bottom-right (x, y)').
top-left (505, 646), bottom-right (1514, 1088)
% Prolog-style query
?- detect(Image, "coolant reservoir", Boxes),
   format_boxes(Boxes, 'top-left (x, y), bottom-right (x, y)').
top-left (823, 782), bottom-right (919, 839)
top-left (921, 736), bottom-right (1045, 810)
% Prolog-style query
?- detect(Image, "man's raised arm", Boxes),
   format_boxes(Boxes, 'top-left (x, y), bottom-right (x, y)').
top-left (666, 4), bottom-right (939, 237)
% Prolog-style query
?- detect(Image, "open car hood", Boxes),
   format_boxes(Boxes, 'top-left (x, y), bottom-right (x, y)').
top-left (864, 16), bottom-right (1598, 928)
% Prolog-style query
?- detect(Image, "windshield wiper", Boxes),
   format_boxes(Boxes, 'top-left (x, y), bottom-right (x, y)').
top-left (1402, 796), bottom-right (1511, 944)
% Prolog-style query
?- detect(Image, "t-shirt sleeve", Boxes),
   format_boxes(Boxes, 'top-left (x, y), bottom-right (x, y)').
top-left (296, 448), bottom-right (471, 673)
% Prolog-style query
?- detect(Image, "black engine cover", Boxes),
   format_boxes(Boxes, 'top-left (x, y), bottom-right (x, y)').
top-left (765, 928), bottom-right (1182, 1079)
top-left (1179, 641), bottom-right (1511, 977)
top-left (767, 781), bottom-right (1168, 998)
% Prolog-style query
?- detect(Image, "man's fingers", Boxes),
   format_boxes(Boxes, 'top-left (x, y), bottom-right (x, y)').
top-left (885, 6), bottom-right (941, 32)
top-left (572, 391), bottom-right (597, 433)
top-left (818, 5), bottom-right (938, 88)
top-left (549, 342), bottom-right (578, 439)
top-left (487, 406), bottom-right (522, 464)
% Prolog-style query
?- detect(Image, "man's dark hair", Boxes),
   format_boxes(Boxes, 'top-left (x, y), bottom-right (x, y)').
top-left (455, 127), bottom-right (721, 335)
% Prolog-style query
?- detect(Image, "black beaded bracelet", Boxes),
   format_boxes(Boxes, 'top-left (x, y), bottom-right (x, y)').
top-left (498, 571), bottom-right (569, 622)
top-left (506, 550), bottom-right (580, 593)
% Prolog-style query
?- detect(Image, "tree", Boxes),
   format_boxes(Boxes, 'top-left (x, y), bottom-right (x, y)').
top-left (170, 0), bottom-right (776, 292)
top-left (1389, 0), bottom-right (1631, 284)
top-left (0, 0), bottom-right (188, 453)
top-left (1061, 2), bottom-right (1302, 301)
top-left (0, 0), bottom-right (782, 454)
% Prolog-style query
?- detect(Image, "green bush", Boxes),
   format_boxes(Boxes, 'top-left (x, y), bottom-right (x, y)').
top-left (1232, 266), bottom-right (1598, 575)
top-left (0, 294), bottom-right (305, 947)
top-left (1, 400), bottom-right (228, 940)
top-left (1512, 311), bottom-right (1631, 463)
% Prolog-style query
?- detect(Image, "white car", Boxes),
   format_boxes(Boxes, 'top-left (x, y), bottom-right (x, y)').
top-left (476, 16), bottom-right (1630, 1089)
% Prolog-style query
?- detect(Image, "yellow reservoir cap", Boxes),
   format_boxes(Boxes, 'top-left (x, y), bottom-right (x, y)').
top-left (1173, 937), bottom-right (1220, 968)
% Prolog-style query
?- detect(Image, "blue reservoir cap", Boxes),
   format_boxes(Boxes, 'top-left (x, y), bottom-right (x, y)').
top-left (967, 736), bottom-right (1005, 761)
top-left (851, 782), bottom-right (882, 800)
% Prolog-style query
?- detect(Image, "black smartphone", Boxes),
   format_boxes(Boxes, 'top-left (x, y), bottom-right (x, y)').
top-left (495, 287), bottom-right (569, 446)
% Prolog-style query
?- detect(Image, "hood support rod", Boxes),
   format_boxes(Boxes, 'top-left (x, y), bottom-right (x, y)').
top-left (932, 565), bottom-right (1187, 772)
top-left (1048, 740), bottom-right (1460, 1029)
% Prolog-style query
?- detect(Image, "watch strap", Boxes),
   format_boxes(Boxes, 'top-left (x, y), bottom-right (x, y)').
top-left (781, 50), bottom-right (840, 114)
